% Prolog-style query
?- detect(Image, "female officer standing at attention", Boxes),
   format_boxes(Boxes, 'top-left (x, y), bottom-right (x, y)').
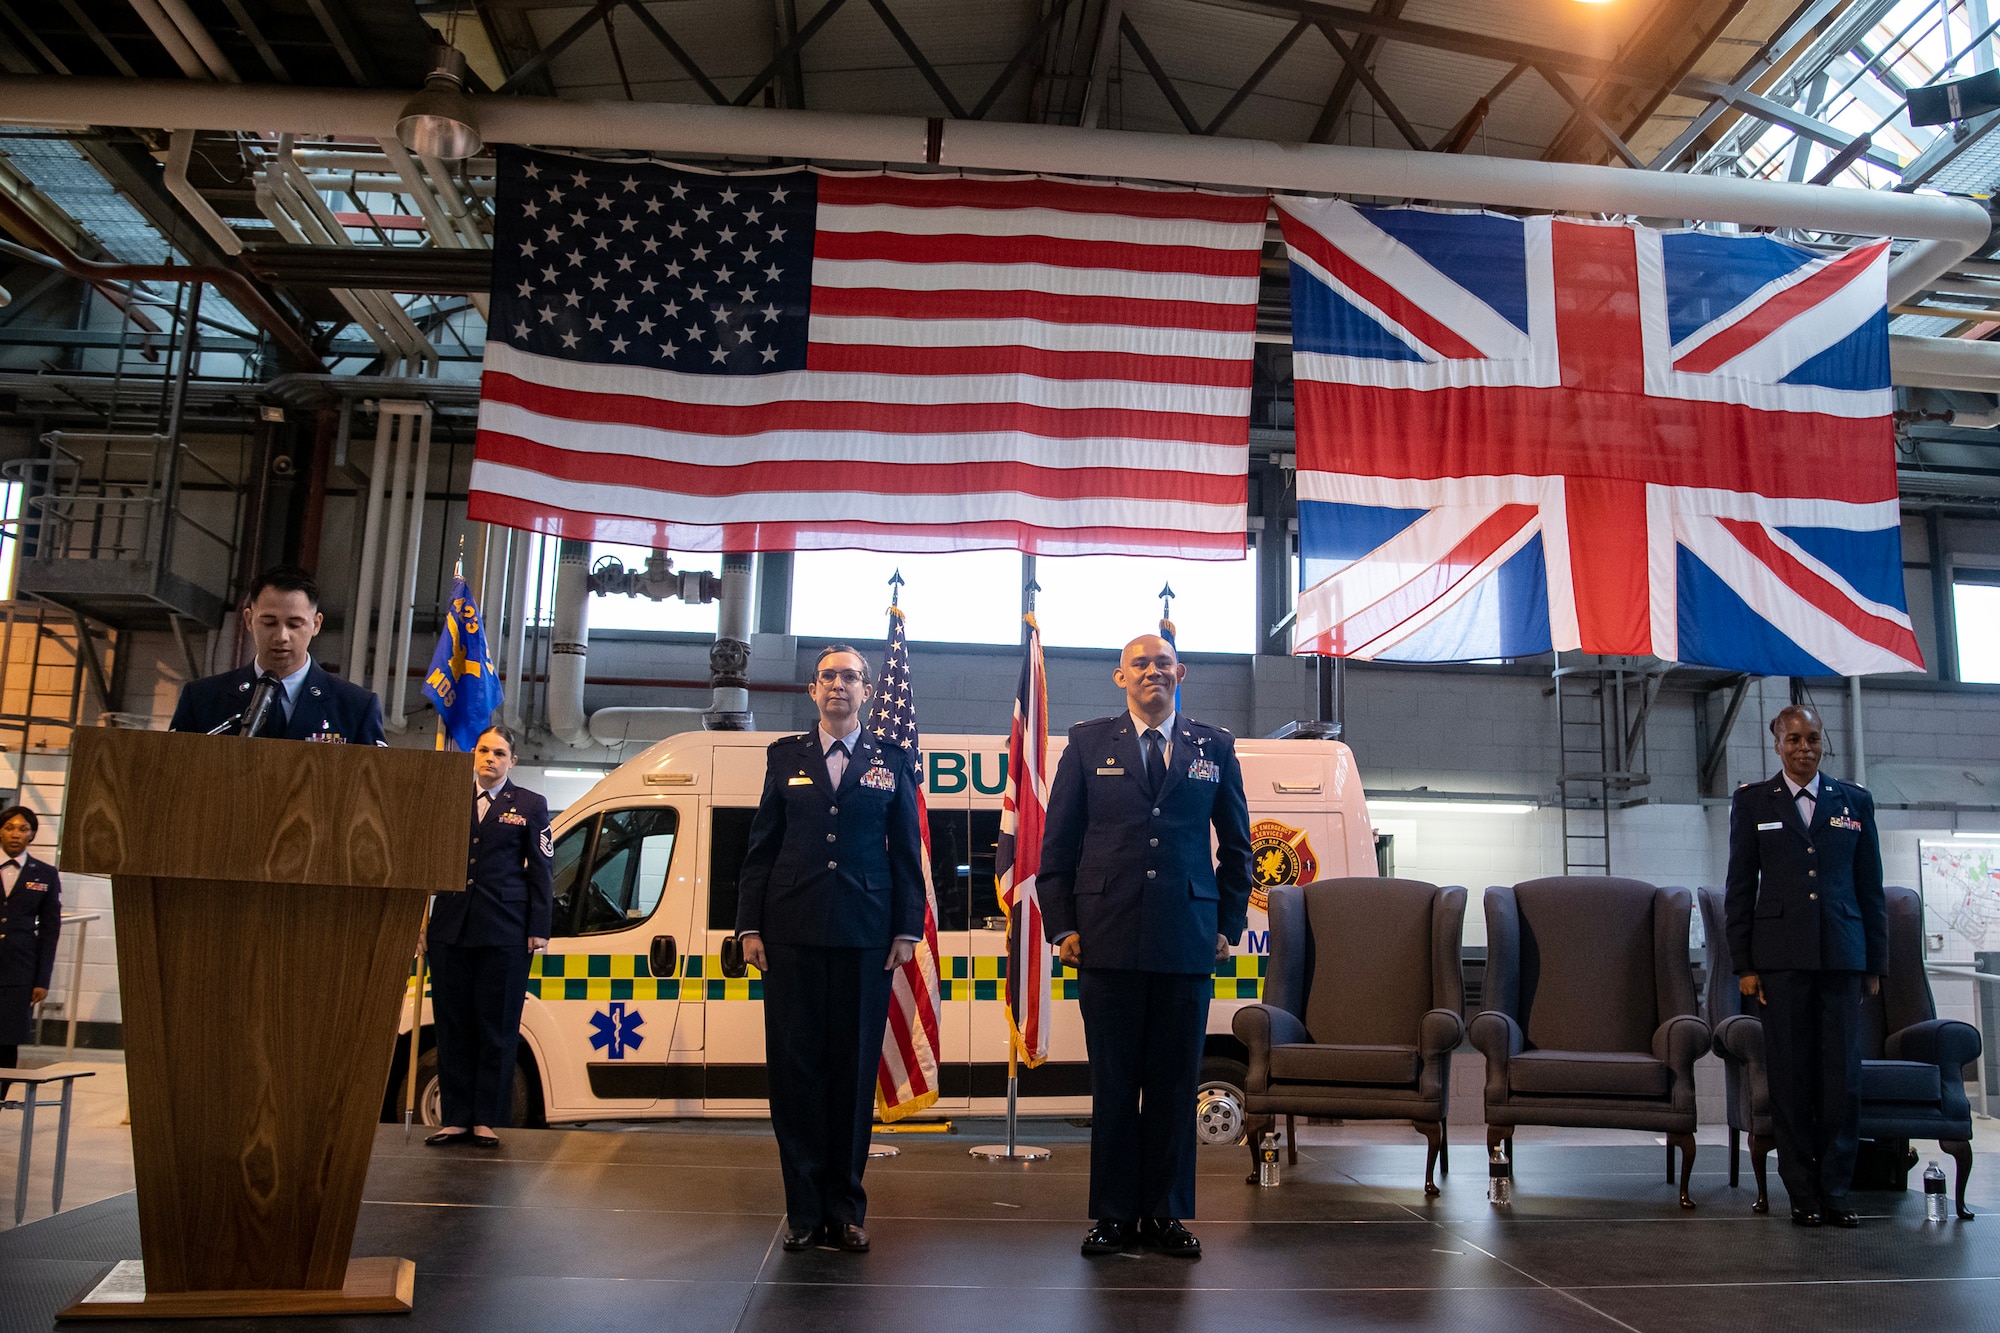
top-left (425, 726), bottom-right (552, 1148)
top-left (0, 805), bottom-right (60, 1077)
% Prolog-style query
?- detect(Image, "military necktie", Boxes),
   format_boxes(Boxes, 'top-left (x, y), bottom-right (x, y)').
top-left (826, 741), bottom-right (848, 789)
top-left (257, 673), bottom-right (286, 737)
top-left (1143, 728), bottom-right (1166, 796)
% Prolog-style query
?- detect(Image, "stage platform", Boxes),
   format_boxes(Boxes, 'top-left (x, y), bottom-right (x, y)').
top-left (1, 1118), bottom-right (1997, 1332)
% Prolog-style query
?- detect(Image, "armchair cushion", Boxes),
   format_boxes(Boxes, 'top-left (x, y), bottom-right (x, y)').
top-left (1861, 1060), bottom-right (1943, 1104)
top-left (1508, 1050), bottom-right (1671, 1098)
top-left (1270, 1043), bottom-right (1419, 1086)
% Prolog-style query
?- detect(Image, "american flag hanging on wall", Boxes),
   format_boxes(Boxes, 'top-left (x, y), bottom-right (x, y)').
top-left (870, 603), bottom-right (944, 1120)
top-left (469, 147), bottom-right (1266, 558)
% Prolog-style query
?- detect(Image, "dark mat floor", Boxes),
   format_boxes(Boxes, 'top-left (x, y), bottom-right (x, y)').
top-left (2, 1121), bottom-right (1997, 1332)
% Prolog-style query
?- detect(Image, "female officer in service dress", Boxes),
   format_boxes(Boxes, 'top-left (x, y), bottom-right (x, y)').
top-left (0, 804), bottom-right (61, 1077)
top-left (425, 726), bottom-right (552, 1148)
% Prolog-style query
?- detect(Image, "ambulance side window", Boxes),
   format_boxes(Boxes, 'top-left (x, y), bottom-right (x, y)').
top-left (548, 819), bottom-right (595, 938)
top-left (707, 806), bottom-right (757, 930)
top-left (928, 810), bottom-right (969, 931)
top-left (573, 807), bottom-right (679, 936)
top-left (967, 810), bottom-right (1002, 926)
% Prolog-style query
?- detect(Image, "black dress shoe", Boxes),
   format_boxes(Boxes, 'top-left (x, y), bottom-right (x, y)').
top-left (1080, 1220), bottom-right (1137, 1255)
top-left (424, 1130), bottom-right (470, 1147)
top-left (1141, 1219), bottom-right (1202, 1258)
top-left (470, 1133), bottom-right (501, 1149)
top-left (1824, 1206), bottom-right (1859, 1228)
top-left (835, 1223), bottom-right (870, 1252)
top-left (1790, 1205), bottom-right (1823, 1227)
top-left (782, 1223), bottom-right (820, 1252)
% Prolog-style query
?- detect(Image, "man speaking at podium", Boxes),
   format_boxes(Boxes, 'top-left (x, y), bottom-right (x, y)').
top-left (169, 565), bottom-right (385, 745)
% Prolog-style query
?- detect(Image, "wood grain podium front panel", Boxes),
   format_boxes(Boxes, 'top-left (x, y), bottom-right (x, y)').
top-left (59, 729), bottom-right (473, 1304)
top-left (112, 875), bottom-right (426, 1292)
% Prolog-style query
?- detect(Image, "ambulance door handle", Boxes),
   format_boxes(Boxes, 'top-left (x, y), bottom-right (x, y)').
top-left (1273, 782), bottom-right (1322, 794)
top-left (719, 934), bottom-right (747, 978)
top-left (649, 934), bottom-right (679, 979)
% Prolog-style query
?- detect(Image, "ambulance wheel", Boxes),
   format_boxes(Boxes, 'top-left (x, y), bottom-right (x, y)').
top-left (396, 1046), bottom-right (540, 1129)
top-left (1196, 1057), bottom-right (1249, 1147)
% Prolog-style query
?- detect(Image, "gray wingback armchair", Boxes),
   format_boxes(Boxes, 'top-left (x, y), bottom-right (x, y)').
top-left (1700, 885), bottom-right (1979, 1217)
top-left (1469, 877), bottom-right (1709, 1209)
top-left (1232, 878), bottom-right (1467, 1195)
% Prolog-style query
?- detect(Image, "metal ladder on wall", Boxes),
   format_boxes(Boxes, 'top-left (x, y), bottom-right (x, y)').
top-left (1552, 658), bottom-right (1667, 876)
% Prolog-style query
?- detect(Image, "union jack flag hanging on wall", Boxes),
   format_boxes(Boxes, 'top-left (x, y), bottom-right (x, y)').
top-left (1281, 197), bottom-right (1922, 677)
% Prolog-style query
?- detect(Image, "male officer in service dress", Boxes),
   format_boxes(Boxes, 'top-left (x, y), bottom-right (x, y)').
top-left (736, 645), bottom-right (925, 1255)
top-left (169, 564), bottom-right (385, 744)
top-left (425, 724), bottom-right (553, 1148)
top-left (1725, 703), bottom-right (1886, 1229)
top-left (1040, 634), bottom-right (1254, 1259)
top-left (0, 805), bottom-right (60, 1085)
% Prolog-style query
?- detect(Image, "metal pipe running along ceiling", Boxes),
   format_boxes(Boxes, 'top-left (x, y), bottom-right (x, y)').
top-left (0, 76), bottom-right (1989, 303)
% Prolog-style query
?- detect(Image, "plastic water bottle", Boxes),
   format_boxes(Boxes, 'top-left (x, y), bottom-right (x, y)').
top-left (1487, 1142), bottom-right (1512, 1206)
top-left (1924, 1161), bottom-right (1949, 1222)
top-left (1256, 1131), bottom-right (1281, 1187)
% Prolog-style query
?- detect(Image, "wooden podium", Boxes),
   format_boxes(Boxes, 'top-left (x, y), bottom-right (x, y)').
top-left (55, 728), bottom-right (469, 1319)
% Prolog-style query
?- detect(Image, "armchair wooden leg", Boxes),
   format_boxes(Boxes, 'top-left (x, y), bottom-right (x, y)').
top-left (1244, 1112), bottom-right (1277, 1185)
top-left (1750, 1133), bottom-right (1772, 1215)
top-left (1286, 1113), bottom-right (1298, 1166)
top-left (1668, 1132), bottom-right (1696, 1209)
top-left (1729, 1128), bottom-right (1740, 1188)
top-left (1440, 1121), bottom-right (1449, 1177)
top-left (1943, 1139), bottom-right (1976, 1220)
top-left (1415, 1121), bottom-right (1443, 1197)
top-left (1666, 1139), bottom-right (1674, 1184)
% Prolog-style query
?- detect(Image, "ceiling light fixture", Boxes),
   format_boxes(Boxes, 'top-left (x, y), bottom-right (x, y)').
top-left (397, 44), bottom-right (481, 161)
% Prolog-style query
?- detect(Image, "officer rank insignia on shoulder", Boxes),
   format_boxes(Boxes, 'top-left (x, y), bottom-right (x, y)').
top-left (500, 810), bottom-right (528, 826)
top-left (859, 764), bottom-right (896, 792)
top-left (1187, 758), bottom-right (1221, 782)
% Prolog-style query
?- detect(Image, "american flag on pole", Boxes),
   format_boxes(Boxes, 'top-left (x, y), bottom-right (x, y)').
top-left (1280, 197), bottom-right (1921, 676)
top-left (470, 147), bottom-right (1267, 558)
top-left (870, 603), bottom-right (943, 1120)
top-left (995, 612), bottom-right (1051, 1066)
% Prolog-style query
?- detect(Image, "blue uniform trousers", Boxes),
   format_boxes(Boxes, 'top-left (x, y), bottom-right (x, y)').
top-left (1078, 968), bottom-right (1210, 1222)
top-left (430, 942), bottom-right (530, 1129)
top-left (761, 942), bottom-right (892, 1230)
top-left (1761, 969), bottom-right (1865, 1206)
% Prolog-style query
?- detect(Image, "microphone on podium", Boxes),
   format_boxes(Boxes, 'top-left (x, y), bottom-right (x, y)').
top-left (221, 672), bottom-right (283, 738)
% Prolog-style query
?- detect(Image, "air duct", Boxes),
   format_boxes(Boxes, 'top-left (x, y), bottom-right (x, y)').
top-left (0, 77), bottom-right (1987, 298)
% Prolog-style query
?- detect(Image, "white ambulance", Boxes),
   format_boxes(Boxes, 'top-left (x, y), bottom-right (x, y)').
top-left (388, 729), bottom-right (1375, 1142)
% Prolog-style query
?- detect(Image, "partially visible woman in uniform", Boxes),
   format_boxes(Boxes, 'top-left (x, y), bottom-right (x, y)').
top-left (0, 804), bottom-right (61, 1079)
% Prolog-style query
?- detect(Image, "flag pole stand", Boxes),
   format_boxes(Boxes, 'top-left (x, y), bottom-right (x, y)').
top-left (970, 1043), bottom-right (1049, 1162)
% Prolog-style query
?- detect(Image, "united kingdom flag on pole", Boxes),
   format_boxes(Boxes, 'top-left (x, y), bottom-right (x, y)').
top-left (995, 611), bottom-right (1051, 1067)
top-left (1280, 197), bottom-right (1922, 677)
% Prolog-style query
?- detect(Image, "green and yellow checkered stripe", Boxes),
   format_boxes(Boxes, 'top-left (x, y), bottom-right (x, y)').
top-left (417, 951), bottom-right (1270, 1004)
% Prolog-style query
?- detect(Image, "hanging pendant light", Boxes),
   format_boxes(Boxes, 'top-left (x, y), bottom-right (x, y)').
top-left (397, 44), bottom-right (481, 161)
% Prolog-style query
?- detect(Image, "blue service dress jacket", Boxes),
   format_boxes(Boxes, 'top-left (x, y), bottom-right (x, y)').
top-left (1724, 771), bottom-right (1887, 975)
top-left (1038, 713), bottom-right (1256, 975)
top-left (168, 660), bottom-right (386, 745)
top-left (429, 781), bottom-right (555, 949)
top-left (0, 853), bottom-right (61, 1045)
top-left (736, 731), bottom-right (926, 948)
